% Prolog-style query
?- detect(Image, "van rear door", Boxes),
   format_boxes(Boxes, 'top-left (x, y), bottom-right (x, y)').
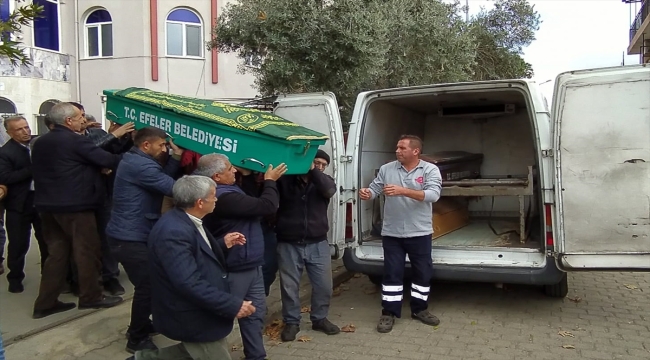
top-left (552, 65), bottom-right (650, 270)
top-left (273, 92), bottom-right (347, 259)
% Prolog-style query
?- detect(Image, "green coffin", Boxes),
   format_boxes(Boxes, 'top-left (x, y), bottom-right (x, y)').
top-left (103, 88), bottom-right (328, 175)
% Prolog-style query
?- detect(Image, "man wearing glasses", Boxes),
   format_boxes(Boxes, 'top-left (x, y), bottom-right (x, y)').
top-left (275, 149), bottom-right (341, 342)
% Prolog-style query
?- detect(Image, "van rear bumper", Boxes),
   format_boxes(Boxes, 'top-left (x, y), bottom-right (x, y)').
top-left (343, 248), bottom-right (565, 286)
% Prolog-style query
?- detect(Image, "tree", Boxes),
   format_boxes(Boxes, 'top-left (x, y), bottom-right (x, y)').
top-left (468, 0), bottom-right (540, 80)
top-left (211, 0), bottom-right (540, 123)
top-left (0, 0), bottom-right (43, 66)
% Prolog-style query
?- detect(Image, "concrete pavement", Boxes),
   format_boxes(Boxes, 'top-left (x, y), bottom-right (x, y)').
top-left (3, 239), bottom-right (650, 360)
top-left (3, 249), bottom-right (351, 359)
top-left (0, 237), bottom-right (134, 345)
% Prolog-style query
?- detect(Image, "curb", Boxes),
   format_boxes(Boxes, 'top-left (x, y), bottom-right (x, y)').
top-left (4, 293), bottom-right (135, 346)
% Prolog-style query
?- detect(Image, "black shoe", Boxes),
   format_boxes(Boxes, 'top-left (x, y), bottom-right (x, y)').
top-left (411, 310), bottom-right (440, 326)
top-left (312, 318), bottom-right (340, 335)
top-left (78, 295), bottom-right (124, 310)
top-left (103, 278), bottom-right (126, 296)
top-left (0, 263), bottom-right (4, 275)
top-left (33, 301), bottom-right (77, 319)
top-left (8, 282), bottom-right (24, 293)
top-left (126, 337), bottom-right (158, 354)
top-left (126, 323), bottom-right (159, 339)
top-left (125, 357), bottom-right (135, 360)
top-left (377, 314), bottom-right (395, 333)
top-left (280, 324), bottom-right (300, 342)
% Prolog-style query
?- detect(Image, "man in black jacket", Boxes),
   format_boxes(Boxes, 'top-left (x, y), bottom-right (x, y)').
top-left (78, 110), bottom-right (135, 296)
top-left (0, 116), bottom-right (48, 293)
top-left (276, 149), bottom-right (341, 341)
top-left (31, 102), bottom-right (124, 319)
top-left (197, 153), bottom-right (285, 360)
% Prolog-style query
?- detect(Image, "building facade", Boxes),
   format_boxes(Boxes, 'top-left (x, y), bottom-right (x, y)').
top-left (0, 0), bottom-right (258, 134)
top-left (626, 0), bottom-right (650, 64)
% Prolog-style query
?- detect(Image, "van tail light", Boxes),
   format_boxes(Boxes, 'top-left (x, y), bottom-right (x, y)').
top-left (345, 203), bottom-right (353, 239)
top-left (545, 204), bottom-right (554, 247)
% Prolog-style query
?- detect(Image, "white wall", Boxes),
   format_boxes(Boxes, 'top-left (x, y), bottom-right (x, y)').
top-left (358, 99), bottom-right (539, 238)
top-left (358, 100), bottom-right (424, 237)
top-left (0, 77), bottom-right (73, 129)
top-left (423, 111), bottom-right (537, 213)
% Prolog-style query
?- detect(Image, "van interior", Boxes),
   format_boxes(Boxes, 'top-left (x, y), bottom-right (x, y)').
top-left (359, 88), bottom-right (544, 252)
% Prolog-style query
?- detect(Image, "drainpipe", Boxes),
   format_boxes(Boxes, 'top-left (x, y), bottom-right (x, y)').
top-left (150, 0), bottom-right (159, 81)
top-left (73, 0), bottom-right (81, 102)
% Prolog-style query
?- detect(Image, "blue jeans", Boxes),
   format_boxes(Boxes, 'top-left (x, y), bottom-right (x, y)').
top-left (262, 227), bottom-right (278, 296)
top-left (278, 241), bottom-right (332, 325)
top-left (228, 266), bottom-right (267, 360)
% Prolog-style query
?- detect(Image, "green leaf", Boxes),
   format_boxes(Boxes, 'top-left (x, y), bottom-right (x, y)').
top-left (0, 1), bottom-right (44, 66)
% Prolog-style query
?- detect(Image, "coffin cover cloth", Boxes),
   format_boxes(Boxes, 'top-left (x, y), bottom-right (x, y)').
top-left (111, 88), bottom-right (329, 141)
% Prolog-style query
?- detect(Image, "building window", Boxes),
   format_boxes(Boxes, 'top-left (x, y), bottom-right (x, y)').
top-left (85, 9), bottom-right (113, 57)
top-left (0, 97), bottom-right (16, 114)
top-left (166, 8), bottom-right (202, 58)
top-left (37, 99), bottom-right (59, 135)
top-left (0, 0), bottom-right (10, 22)
top-left (244, 54), bottom-right (264, 69)
top-left (0, 0), bottom-right (10, 42)
top-left (0, 97), bottom-right (17, 145)
top-left (34, 0), bottom-right (60, 51)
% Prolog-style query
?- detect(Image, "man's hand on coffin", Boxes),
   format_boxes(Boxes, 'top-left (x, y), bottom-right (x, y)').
top-left (264, 163), bottom-right (288, 181)
top-left (168, 139), bottom-right (184, 156)
top-left (111, 122), bottom-right (136, 138)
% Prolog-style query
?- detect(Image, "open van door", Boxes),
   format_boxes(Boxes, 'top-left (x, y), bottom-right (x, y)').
top-left (273, 92), bottom-right (347, 259)
top-left (552, 65), bottom-right (650, 270)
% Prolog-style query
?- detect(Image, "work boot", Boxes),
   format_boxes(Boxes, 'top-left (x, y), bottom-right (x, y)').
top-left (411, 310), bottom-right (440, 326)
top-left (377, 314), bottom-right (395, 333)
top-left (312, 318), bottom-right (340, 335)
top-left (281, 324), bottom-right (300, 342)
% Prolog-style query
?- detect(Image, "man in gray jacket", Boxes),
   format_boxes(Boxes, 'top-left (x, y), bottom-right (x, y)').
top-left (359, 135), bottom-right (442, 333)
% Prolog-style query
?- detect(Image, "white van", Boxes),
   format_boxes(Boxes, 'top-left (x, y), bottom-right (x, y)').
top-left (273, 64), bottom-right (650, 297)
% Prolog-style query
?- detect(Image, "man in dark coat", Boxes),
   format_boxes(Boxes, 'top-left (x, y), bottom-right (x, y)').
top-left (0, 116), bottom-right (48, 293)
top-left (128, 175), bottom-right (253, 360)
top-left (197, 153), bottom-right (285, 360)
top-left (31, 102), bottom-right (123, 319)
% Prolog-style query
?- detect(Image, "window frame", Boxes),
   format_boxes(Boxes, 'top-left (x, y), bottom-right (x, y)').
top-left (84, 8), bottom-right (113, 59)
top-left (32, 0), bottom-right (62, 53)
top-left (165, 8), bottom-right (204, 59)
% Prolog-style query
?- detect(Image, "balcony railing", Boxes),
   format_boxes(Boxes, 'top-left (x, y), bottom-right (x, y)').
top-left (0, 47), bottom-right (70, 82)
top-left (630, 0), bottom-right (649, 42)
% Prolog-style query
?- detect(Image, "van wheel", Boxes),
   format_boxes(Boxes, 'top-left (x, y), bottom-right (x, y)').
top-left (368, 275), bottom-right (382, 287)
top-left (544, 274), bottom-right (568, 298)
